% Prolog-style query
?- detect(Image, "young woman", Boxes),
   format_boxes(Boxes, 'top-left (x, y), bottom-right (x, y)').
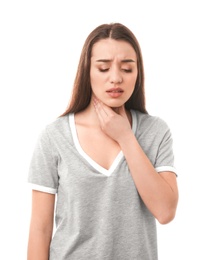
top-left (27, 23), bottom-right (178, 260)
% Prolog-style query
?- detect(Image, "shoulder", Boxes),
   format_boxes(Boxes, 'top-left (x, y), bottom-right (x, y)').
top-left (45, 114), bottom-right (69, 132)
top-left (39, 114), bottom-right (70, 141)
top-left (131, 110), bottom-right (170, 135)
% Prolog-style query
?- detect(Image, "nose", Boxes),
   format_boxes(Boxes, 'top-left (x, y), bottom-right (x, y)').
top-left (109, 67), bottom-right (123, 84)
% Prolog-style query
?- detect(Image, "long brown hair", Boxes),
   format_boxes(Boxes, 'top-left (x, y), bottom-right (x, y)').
top-left (60, 23), bottom-right (148, 117)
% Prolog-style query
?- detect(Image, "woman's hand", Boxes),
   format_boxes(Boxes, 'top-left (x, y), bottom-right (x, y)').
top-left (93, 97), bottom-right (132, 143)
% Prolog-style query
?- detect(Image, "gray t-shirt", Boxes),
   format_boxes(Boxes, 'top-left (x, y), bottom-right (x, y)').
top-left (28, 110), bottom-right (176, 260)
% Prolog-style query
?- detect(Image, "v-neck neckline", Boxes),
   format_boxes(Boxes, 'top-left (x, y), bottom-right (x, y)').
top-left (69, 110), bottom-right (137, 176)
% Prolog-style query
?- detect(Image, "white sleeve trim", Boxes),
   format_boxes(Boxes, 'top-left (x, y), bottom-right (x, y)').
top-left (155, 166), bottom-right (177, 175)
top-left (28, 183), bottom-right (57, 194)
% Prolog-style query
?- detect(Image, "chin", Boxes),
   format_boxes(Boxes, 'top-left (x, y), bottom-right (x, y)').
top-left (104, 98), bottom-right (126, 108)
top-left (107, 102), bottom-right (125, 109)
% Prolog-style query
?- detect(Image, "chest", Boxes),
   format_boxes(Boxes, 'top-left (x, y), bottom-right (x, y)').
top-left (76, 125), bottom-right (121, 170)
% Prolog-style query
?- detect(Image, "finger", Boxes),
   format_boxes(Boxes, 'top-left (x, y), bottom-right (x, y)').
top-left (99, 102), bottom-right (116, 117)
top-left (93, 98), bottom-right (108, 124)
top-left (93, 97), bottom-right (115, 118)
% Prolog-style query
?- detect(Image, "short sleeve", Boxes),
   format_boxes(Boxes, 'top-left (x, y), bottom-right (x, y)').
top-left (154, 122), bottom-right (177, 175)
top-left (28, 127), bottom-right (59, 194)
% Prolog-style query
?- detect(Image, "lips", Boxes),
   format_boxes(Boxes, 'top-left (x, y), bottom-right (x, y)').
top-left (106, 88), bottom-right (124, 93)
top-left (106, 88), bottom-right (124, 98)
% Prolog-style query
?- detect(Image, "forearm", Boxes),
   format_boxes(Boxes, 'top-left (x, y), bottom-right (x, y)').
top-left (27, 191), bottom-right (55, 260)
top-left (118, 131), bottom-right (178, 224)
top-left (27, 226), bottom-right (52, 260)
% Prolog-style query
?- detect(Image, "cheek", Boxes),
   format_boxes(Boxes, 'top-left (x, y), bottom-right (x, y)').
top-left (90, 70), bottom-right (99, 85)
top-left (127, 76), bottom-right (137, 91)
top-left (90, 81), bottom-right (102, 98)
top-left (90, 72), bottom-right (106, 93)
top-left (90, 69), bottom-right (95, 86)
top-left (90, 78), bottom-right (100, 93)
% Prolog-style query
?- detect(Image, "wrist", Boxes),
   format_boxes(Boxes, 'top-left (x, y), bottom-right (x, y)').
top-left (117, 129), bottom-right (135, 147)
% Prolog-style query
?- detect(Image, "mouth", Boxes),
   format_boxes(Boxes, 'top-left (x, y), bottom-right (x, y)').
top-left (106, 88), bottom-right (124, 93)
top-left (106, 88), bottom-right (124, 98)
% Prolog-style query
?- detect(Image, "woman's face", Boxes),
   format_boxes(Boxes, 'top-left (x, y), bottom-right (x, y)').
top-left (90, 38), bottom-right (138, 108)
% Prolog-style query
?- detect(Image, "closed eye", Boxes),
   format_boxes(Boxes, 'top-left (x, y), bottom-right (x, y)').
top-left (122, 69), bottom-right (132, 73)
top-left (99, 68), bottom-right (109, 72)
top-left (98, 68), bottom-right (132, 73)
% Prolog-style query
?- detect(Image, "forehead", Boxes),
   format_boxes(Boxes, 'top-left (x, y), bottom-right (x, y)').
top-left (91, 38), bottom-right (137, 61)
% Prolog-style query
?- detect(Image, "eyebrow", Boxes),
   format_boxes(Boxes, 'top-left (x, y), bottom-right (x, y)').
top-left (95, 59), bottom-right (136, 63)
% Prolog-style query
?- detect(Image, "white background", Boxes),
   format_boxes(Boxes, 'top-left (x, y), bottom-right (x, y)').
top-left (1, 0), bottom-right (212, 259)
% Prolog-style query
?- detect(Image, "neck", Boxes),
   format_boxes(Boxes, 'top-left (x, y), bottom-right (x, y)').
top-left (75, 101), bottom-right (132, 127)
top-left (75, 102), bottom-right (100, 127)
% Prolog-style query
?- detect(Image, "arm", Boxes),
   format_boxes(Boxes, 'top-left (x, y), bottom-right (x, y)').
top-left (93, 100), bottom-right (178, 224)
top-left (118, 131), bottom-right (178, 224)
top-left (27, 190), bottom-right (55, 260)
